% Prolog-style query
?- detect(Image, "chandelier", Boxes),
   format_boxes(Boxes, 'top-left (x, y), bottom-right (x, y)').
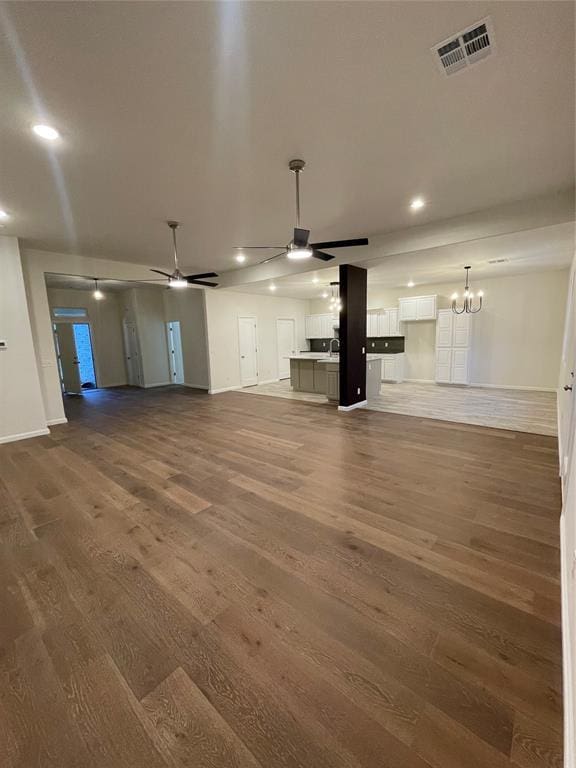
top-left (451, 266), bottom-right (483, 314)
top-left (328, 281), bottom-right (342, 312)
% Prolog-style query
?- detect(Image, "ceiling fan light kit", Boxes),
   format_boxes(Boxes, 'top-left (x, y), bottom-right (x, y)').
top-left (235, 159), bottom-right (369, 266)
top-left (149, 221), bottom-right (219, 288)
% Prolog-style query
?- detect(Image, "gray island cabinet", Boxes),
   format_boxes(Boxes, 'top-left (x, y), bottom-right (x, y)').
top-left (287, 354), bottom-right (383, 403)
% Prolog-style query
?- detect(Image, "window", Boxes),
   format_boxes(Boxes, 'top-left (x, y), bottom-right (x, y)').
top-left (52, 307), bottom-right (88, 318)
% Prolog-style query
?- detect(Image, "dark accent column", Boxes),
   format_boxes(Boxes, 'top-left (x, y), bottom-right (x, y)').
top-left (339, 264), bottom-right (367, 409)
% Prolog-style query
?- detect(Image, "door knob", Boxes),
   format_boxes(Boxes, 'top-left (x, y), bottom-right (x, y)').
top-left (564, 385), bottom-right (573, 391)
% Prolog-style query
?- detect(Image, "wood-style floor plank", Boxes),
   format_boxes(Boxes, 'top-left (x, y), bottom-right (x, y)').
top-left (0, 386), bottom-right (563, 767)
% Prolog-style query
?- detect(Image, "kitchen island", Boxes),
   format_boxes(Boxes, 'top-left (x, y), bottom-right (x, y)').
top-left (287, 353), bottom-right (384, 402)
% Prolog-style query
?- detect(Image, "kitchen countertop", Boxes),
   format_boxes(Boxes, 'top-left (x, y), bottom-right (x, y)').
top-left (286, 354), bottom-right (386, 363)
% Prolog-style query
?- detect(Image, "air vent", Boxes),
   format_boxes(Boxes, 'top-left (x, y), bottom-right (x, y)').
top-left (487, 258), bottom-right (509, 264)
top-left (433, 17), bottom-right (495, 76)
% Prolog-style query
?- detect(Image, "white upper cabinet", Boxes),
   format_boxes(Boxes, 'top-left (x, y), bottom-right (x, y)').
top-left (368, 308), bottom-right (401, 337)
top-left (367, 313), bottom-right (379, 337)
top-left (452, 313), bottom-right (471, 347)
top-left (305, 313), bottom-right (338, 339)
top-left (399, 295), bottom-right (437, 322)
top-left (436, 310), bottom-right (453, 347)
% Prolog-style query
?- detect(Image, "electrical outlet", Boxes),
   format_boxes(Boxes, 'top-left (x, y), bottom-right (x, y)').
top-left (357, 387), bottom-right (361, 395)
top-left (371, 342), bottom-right (375, 348)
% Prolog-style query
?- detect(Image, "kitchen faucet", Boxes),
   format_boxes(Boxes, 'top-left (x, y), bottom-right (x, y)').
top-left (329, 338), bottom-right (339, 357)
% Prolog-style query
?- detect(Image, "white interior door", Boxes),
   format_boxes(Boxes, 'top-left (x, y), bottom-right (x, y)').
top-left (54, 323), bottom-right (82, 393)
top-left (123, 320), bottom-right (143, 387)
top-left (277, 319), bottom-right (295, 379)
top-left (238, 317), bottom-right (258, 386)
top-left (166, 321), bottom-right (184, 384)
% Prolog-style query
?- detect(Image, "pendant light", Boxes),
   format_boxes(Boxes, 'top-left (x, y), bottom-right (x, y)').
top-left (93, 278), bottom-right (104, 300)
top-left (328, 281), bottom-right (342, 312)
top-left (451, 266), bottom-right (483, 314)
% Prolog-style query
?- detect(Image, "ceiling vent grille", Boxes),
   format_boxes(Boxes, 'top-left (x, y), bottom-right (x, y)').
top-left (433, 17), bottom-right (495, 76)
top-left (487, 258), bottom-right (509, 264)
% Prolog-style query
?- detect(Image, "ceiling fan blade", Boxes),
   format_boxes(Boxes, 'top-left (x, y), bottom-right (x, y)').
top-left (312, 250), bottom-right (335, 262)
top-left (235, 245), bottom-right (285, 250)
top-left (186, 279), bottom-right (219, 287)
top-left (293, 228), bottom-right (310, 247)
top-left (259, 251), bottom-right (287, 265)
top-left (150, 268), bottom-right (172, 277)
top-left (184, 272), bottom-right (218, 280)
top-left (310, 238), bottom-right (369, 249)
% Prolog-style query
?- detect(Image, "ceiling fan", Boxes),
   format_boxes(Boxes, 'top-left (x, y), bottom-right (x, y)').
top-left (236, 159), bottom-right (369, 265)
top-left (150, 221), bottom-right (219, 287)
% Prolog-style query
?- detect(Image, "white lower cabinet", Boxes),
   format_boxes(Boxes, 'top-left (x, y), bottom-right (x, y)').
top-left (382, 354), bottom-right (405, 383)
top-left (435, 348), bottom-right (452, 384)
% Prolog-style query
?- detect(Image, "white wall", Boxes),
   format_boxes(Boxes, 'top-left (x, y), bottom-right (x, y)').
top-left (310, 268), bottom-right (569, 390)
top-left (47, 288), bottom-right (127, 387)
top-left (121, 287), bottom-right (170, 388)
top-left (0, 237), bottom-right (48, 443)
top-left (204, 290), bottom-right (308, 393)
top-left (163, 289), bottom-right (210, 389)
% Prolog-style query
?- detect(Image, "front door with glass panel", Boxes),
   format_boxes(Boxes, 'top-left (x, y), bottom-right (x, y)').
top-left (53, 322), bottom-right (97, 393)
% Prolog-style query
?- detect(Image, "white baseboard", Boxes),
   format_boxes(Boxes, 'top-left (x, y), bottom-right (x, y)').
top-left (561, 514), bottom-right (575, 768)
top-left (0, 427), bottom-right (50, 445)
top-left (258, 378), bottom-right (280, 386)
top-left (183, 382), bottom-right (209, 391)
top-left (470, 382), bottom-right (557, 392)
top-left (101, 382), bottom-right (128, 388)
top-left (338, 400), bottom-right (367, 412)
top-left (46, 417), bottom-right (68, 426)
top-left (403, 378), bottom-right (435, 384)
top-left (209, 385), bottom-right (241, 395)
top-left (143, 381), bottom-right (172, 389)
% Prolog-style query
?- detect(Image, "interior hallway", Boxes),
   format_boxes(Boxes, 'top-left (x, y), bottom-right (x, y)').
top-left (240, 379), bottom-right (558, 436)
top-left (0, 386), bottom-right (562, 767)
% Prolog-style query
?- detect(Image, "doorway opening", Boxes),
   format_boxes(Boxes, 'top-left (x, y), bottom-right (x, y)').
top-left (53, 321), bottom-right (97, 394)
top-left (166, 321), bottom-right (184, 384)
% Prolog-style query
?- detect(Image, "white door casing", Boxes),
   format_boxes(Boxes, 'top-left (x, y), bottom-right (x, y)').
top-left (276, 318), bottom-right (296, 380)
top-left (238, 316), bottom-right (258, 386)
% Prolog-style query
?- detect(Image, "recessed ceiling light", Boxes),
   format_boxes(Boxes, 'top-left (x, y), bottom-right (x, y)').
top-left (33, 124), bottom-right (60, 141)
top-left (235, 252), bottom-right (246, 264)
top-left (407, 280), bottom-right (415, 287)
top-left (410, 197), bottom-right (425, 211)
top-left (269, 284), bottom-right (277, 291)
top-left (312, 276), bottom-right (319, 284)
top-left (321, 291), bottom-right (328, 298)
top-left (0, 209), bottom-right (9, 221)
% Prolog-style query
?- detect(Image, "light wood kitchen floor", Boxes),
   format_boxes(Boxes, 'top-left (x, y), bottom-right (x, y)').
top-left (0, 386), bottom-right (563, 767)
top-left (241, 380), bottom-right (558, 436)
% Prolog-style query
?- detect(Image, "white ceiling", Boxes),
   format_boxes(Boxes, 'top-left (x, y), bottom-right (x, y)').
top-left (230, 222), bottom-right (575, 299)
top-left (0, 1), bottom-right (574, 276)
top-left (44, 273), bottom-right (166, 292)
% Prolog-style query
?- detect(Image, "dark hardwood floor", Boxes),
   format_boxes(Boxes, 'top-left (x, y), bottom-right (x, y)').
top-left (0, 386), bottom-right (563, 767)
